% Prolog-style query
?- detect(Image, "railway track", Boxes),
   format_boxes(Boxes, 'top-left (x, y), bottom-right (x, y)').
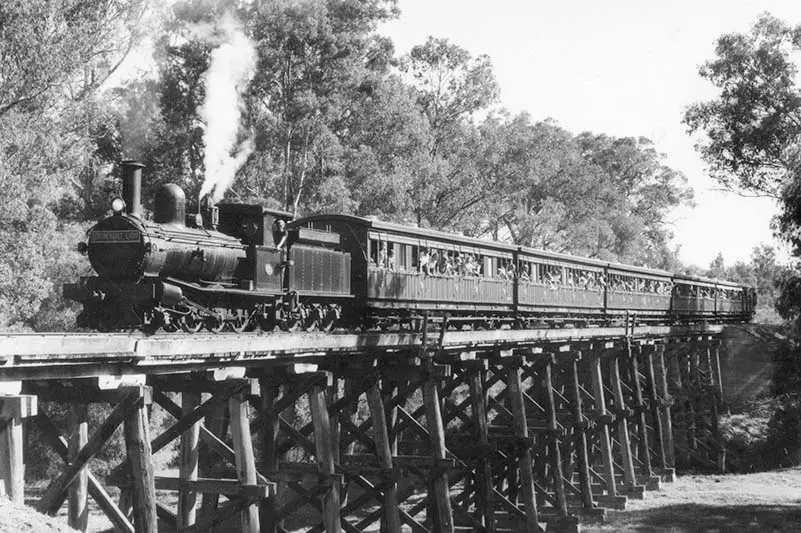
top-left (0, 323), bottom-right (725, 380)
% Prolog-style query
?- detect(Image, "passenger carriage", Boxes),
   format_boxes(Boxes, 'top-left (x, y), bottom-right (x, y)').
top-left (672, 275), bottom-right (718, 319)
top-left (515, 248), bottom-right (606, 319)
top-left (291, 214), bottom-right (517, 327)
top-left (714, 279), bottom-right (747, 317)
top-left (605, 263), bottom-right (673, 319)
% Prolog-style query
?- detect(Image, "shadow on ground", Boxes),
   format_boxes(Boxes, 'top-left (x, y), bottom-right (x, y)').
top-left (596, 503), bottom-right (801, 533)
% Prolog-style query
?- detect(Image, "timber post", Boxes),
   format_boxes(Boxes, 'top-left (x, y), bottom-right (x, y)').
top-left (467, 362), bottom-right (496, 532)
top-left (122, 386), bottom-right (157, 533)
top-left (230, 389), bottom-right (261, 533)
top-left (627, 342), bottom-right (654, 484)
top-left (655, 343), bottom-right (676, 476)
top-left (366, 380), bottom-right (402, 533)
top-left (177, 392), bottom-right (200, 529)
top-left (568, 352), bottom-right (594, 511)
top-left (259, 380), bottom-right (281, 533)
top-left (642, 344), bottom-right (667, 471)
top-left (588, 349), bottom-right (617, 498)
top-left (0, 392), bottom-right (36, 505)
top-left (68, 403), bottom-right (89, 531)
top-left (505, 355), bottom-right (540, 531)
top-left (309, 378), bottom-right (341, 533)
top-left (609, 350), bottom-right (637, 490)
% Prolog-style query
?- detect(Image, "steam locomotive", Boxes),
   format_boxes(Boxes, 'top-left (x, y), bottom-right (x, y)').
top-left (63, 161), bottom-right (756, 333)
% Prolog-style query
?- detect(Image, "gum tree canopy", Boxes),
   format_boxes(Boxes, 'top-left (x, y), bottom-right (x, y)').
top-left (684, 13), bottom-right (801, 253)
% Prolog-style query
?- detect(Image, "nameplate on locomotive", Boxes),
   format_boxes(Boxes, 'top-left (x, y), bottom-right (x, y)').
top-left (90, 230), bottom-right (141, 243)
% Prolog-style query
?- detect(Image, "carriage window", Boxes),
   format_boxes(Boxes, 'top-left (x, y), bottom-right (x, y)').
top-left (539, 264), bottom-right (547, 283)
top-left (370, 239), bottom-right (379, 266)
top-left (402, 244), bottom-right (413, 271)
top-left (518, 261), bottom-right (531, 282)
top-left (387, 242), bottom-right (398, 270)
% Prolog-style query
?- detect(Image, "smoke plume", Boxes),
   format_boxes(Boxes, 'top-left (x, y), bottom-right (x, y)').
top-left (198, 13), bottom-right (257, 203)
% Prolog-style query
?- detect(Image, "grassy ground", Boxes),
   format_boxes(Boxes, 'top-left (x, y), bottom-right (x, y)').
top-left (584, 467), bottom-right (801, 533)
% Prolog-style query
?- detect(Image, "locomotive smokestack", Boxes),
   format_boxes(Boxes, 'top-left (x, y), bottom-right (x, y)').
top-left (121, 160), bottom-right (145, 217)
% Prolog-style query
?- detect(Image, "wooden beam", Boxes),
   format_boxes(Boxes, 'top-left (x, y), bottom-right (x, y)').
top-left (38, 392), bottom-right (138, 515)
top-left (610, 352), bottom-right (636, 486)
top-left (667, 349), bottom-right (690, 467)
top-left (259, 381), bottom-right (281, 533)
top-left (589, 353), bottom-right (617, 497)
top-left (711, 340), bottom-right (724, 398)
top-left (197, 402), bottom-right (228, 530)
top-left (643, 346), bottom-right (666, 470)
top-left (506, 364), bottom-right (541, 531)
top-left (68, 404), bottom-right (89, 531)
top-left (155, 476), bottom-right (272, 497)
top-left (541, 358), bottom-right (568, 516)
top-left (308, 384), bottom-right (341, 533)
top-left (152, 382), bottom-right (246, 454)
top-left (0, 395), bottom-right (35, 505)
top-left (569, 355), bottom-right (594, 510)
top-left (366, 381), bottom-right (401, 533)
top-left (122, 387), bottom-right (157, 533)
top-left (422, 375), bottom-right (454, 533)
top-left (468, 367), bottom-right (496, 533)
top-left (34, 412), bottom-right (134, 533)
top-left (230, 392), bottom-right (261, 533)
top-left (178, 392), bottom-right (200, 529)
top-left (655, 345), bottom-right (675, 469)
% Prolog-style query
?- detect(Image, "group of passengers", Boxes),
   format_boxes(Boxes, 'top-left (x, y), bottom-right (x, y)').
top-left (374, 244), bottom-right (487, 277)
top-left (373, 243), bottom-right (674, 295)
top-left (608, 276), bottom-right (672, 295)
top-left (676, 286), bottom-right (739, 299)
top-left (418, 247), bottom-right (483, 277)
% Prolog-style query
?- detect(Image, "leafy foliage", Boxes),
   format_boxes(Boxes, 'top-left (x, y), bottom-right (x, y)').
top-left (685, 13), bottom-right (801, 325)
top-left (684, 13), bottom-right (801, 199)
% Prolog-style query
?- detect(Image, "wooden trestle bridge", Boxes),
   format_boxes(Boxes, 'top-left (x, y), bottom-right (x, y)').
top-left (0, 320), bottom-right (730, 532)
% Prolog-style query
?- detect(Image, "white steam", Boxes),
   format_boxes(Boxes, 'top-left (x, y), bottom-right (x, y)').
top-left (199, 13), bottom-right (257, 203)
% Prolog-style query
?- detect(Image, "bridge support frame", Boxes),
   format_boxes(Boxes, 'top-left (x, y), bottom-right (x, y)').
top-left (0, 326), bottom-right (731, 532)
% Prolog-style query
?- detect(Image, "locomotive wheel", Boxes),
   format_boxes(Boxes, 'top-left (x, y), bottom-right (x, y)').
top-left (320, 315), bottom-right (336, 332)
top-left (280, 314), bottom-right (302, 332)
top-left (319, 306), bottom-right (338, 332)
top-left (162, 312), bottom-right (180, 333)
top-left (227, 313), bottom-right (251, 333)
top-left (303, 315), bottom-right (319, 332)
top-left (259, 314), bottom-right (277, 332)
top-left (205, 316), bottom-right (225, 333)
top-left (180, 314), bottom-right (204, 333)
top-left (303, 305), bottom-right (325, 332)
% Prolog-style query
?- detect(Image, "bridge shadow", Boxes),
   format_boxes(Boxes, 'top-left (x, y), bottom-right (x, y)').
top-left (597, 503), bottom-right (801, 532)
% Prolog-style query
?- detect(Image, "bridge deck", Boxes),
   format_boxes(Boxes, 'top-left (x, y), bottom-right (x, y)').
top-left (0, 324), bottom-right (723, 380)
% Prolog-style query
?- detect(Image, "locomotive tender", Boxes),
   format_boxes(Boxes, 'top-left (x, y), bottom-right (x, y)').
top-left (64, 162), bottom-right (756, 332)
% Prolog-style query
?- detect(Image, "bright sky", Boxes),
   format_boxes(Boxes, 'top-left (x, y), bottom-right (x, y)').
top-left (381, 0), bottom-right (801, 268)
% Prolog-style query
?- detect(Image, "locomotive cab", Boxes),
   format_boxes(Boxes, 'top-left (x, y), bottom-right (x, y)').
top-left (216, 203), bottom-right (293, 247)
top-left (216, 204), bottom-right (293, 292)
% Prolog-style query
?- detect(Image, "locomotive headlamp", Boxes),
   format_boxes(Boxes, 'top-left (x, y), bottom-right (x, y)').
top-left (111, 197), bottom-right (126, 214)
